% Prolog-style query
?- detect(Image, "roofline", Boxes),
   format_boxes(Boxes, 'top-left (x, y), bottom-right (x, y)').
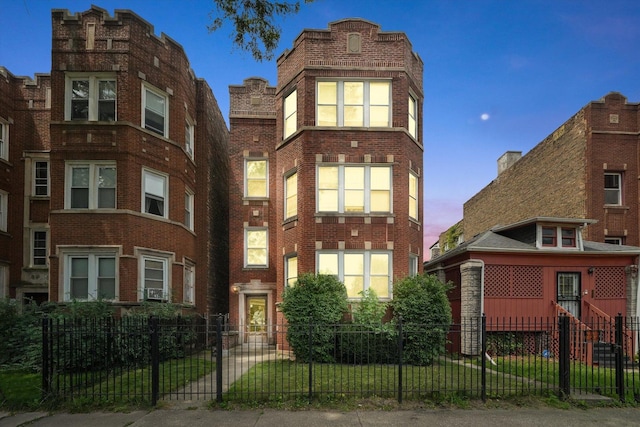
top-left (491, 217), bottom-right (597, 233)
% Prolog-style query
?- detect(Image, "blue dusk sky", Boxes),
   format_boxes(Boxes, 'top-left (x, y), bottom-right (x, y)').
top-left (2, 0), bottom-right (640, 258)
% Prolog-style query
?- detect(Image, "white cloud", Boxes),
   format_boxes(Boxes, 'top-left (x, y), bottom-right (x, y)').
top-left (480, 113), bottom-right (490, 121)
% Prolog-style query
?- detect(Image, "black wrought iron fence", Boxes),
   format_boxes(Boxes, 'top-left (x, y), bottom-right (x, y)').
top-left (41, 315), bottom-right (640, 405)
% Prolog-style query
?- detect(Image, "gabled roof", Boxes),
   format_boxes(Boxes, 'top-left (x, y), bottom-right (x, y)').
top-left (425, 217), bottom-right (640, 269)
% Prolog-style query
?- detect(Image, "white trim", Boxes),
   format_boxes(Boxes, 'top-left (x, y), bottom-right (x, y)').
top-left (244, 227), bottom-right (269, 268)
top-left (59, 247), bottom-right (119, 301)
top-left (244, 158), bottom-right (268, 198)
top-left (64, 73), bottom-right (117, 121)
top-left (316, 250), bottom-right (393, 299)
top-left (142, 168), bottom-right (169, 218)
top-left (141, 83), bottom-right (169, 137)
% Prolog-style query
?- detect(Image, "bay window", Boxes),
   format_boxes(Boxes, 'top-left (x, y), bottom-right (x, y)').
top-left (317, 165), bottom-right (391, 213)
top-left (316, 80), bottom-right (391, 128)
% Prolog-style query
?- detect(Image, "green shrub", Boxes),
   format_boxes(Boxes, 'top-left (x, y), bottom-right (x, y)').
top-left (280, 273), bottom-right (348, 362)
top-left (338, 289), bottom-right (397, 364)
top-left (0, 299), bottom-right (42, 371)
top-left (390, 274), bottom-right (452, 365)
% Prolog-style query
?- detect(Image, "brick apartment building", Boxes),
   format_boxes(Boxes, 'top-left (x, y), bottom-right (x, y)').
top-left (463, 92), bottom-right (640, 247)
top-left (228, 19), bottom-right (424, 344)
top-left (0, 6), bottom-right (229, 315)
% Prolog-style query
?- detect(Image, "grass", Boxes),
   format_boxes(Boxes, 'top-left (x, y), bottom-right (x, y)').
top-left (0, 356), bottom-right (214, 411)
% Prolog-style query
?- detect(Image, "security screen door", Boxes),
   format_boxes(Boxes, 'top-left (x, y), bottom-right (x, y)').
top-left (557, 272), bottom-right (581, 319)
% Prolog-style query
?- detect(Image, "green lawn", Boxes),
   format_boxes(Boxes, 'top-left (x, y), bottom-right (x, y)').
top-left (0, 356), bottom-right (214, 410)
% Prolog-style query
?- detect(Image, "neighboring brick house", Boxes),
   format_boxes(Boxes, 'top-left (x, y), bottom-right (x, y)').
top-left (425, 217), bottom-right (640, 360)
top-left (0, 6), bottom-right (229, 315)
top-left (228, 19), bottom-right (424, 345)
top-left (464, 92), bottom-right (640, 246)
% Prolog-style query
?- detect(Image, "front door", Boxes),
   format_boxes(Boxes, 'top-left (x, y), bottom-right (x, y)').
top-left (557, 272), bottom-right (581, 319)
top-left (246, 296), bottom-right (267, 344)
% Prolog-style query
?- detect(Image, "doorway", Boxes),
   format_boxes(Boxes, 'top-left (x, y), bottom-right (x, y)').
top-left (557, 272), bottom-right (581, 319)
top-left (246, 296), bottom-right (267, 344)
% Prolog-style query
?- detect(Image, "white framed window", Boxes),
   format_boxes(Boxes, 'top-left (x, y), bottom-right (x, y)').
top-left (142, 84), bottom-right (168, 137)
top-left (65, 74), bottom-right (116, 121)
top-left (285, 255), bottom-right (298, 287)
top-left (316, 80), bottom-right (391, 128)
top-left (0, 119), bottom-right (8, 161)
top-left (66, 162), bottom-right (116, 209)
top-left (32, 230), bottom-right (47, 266)
top-left (317, 250), bottom-right (392, 298)
top-left (409, 253), bottom-right (419, 277)
top-left (142, 169), bottom-right (168, 218)
top-left (142, 255), bottom-right (169, 301)
top-left (408, 94), bottom-right (417, 139)
top-left (245, 159), bottom-right (268, 198)
top-left (605, 173), bottom-right (622, 205)
top-left (538, 225), bottom-right (580, 249)
top-left (0, 190), bottom-right (7, 232)
top-left (185, 190), bottom-right (194, 231)
top-left (183, 261), bottom-right (195, 305)
top-left (284, 89), bottom-right (297, 139)
top-left (317, 165), bottom-right (391, 213)
top-left (409, 172), bottom-right (419, 220)
top-left (185, 117), bottom-right (194, 158)
top-left (34, 161), bottom-right (49, 197)
top-left (245, 227), bottom-right (268, 268)
top-left (285, 172), bottom-right (297, 219)
top-left (63, 251), bottom-right (117, 301)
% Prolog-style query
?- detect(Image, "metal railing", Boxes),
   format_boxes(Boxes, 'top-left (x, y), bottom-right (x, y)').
top-left (41, 315), bottom-right (640, 405)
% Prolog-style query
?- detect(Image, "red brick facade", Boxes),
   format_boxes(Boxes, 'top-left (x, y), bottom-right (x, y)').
top-left (228, 19), bottom-right (424, 344)
top-left (464, 92), bottom-right (640, 246)
top-left (0, 6), bottom-right (229, 315)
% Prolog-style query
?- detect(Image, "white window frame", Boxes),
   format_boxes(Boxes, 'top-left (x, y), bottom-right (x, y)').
top-left (142, 168), bottom-right (168, 218)
top-left (605, 237), bottom-right (623, 245)
top-left (605, 172), bottom-right (622, 205)
top-left (244, 158), bottom-right (268, 198)
top-left (62, 250), bottom-right (118, 301)
top-left (537, 225), bottom-right (581, 250)
top-left (0, 119), bottom-right (8, 161)
top-left (0, 190), bottom-right (7, 232)
top-left (185, 116), bottom-right (195, 158)
top-left (185, 189), bottom-right (194, 231)
top-left (65, 162), bottom-right (117, 209)
top-left (64, 73), bottom-right (116, 121)
top-left (408, 94), bottom-right (417, 139)
top-left (285, 254), bottom-right (298, 287)
top-left (244, 227), bottom-right (268, 268)
top-left (142, 84), bottom-right (169, 137)
top-left (316, 250), bottom-right (392, 299)
top-left (316, 80), bottom-right (391, 128)
top-left (409, 172), bottom-right (419, 221)
top-left (285, 171), bottom-right (297, 219)
top-left (33, 160), bottom-right (50, 197)
top-left (183, 261), bottom-right (195, 305)
top-left (409, 253), bottom-right (419, 277)
top-left (317, 165), bottom-right (392, 214)
top-left (284, 89), bottom-right (297, 139)
top-left (141, 255), bottom-right (169, 301)
top-left (31, 229), bottom-right (48, 267)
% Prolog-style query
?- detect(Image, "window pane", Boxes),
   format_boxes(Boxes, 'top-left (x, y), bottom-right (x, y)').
top-left (369, 105), bottom-right (389, 127)
top-left (369, 277), bottom-right (389, 298)
top-left (247, 230), bottom-right (267, 265)
top-left (318, 167), bottom-right (338, 211)
top-left (370, 253), bottom-right (389, 275)
top-left (98, 167), bottom-right (116, 208)
top-left (70, 257), bottom-right (89, 299)
top-left (344, 253), bottom-right (364, 275)
top-left (344, 82), bottom-right (363, 105)
top-left (345, 167), bottom-right (364, 212)
top-left (144, 172), bottom-right (165, 197)
top-left (98, 257), bottom-right (116, 299)
top-left (71, 80), bottom-right (89, 120)
top-left (318, 253), bottom-right (338, 275)
top-left (284, 90), bottom-right (297, 138)
top-left (246, 160), bottom-right (267, 197)
top-left (144, 259), bottom-right (164, 288)
top-left (344, 106), bottom-right (363, 127)
top-left (71, 188), bottom-right (89, 208)
top-left (318, 106), bottom-right (337, 126)
top-left (35, 162), bottom-right (49, 196)
top-left (370, 82), bottom-right (390, 105)
top-left (286, 173), bottom-right (297, 218)
top-left (286, 256), bottom-right (298, 286)
top-left (72, 167), bottom-right (90, 187)
top-left (145, 90), bottom-right (165, 134)
top-left (318, 82), bottom-right (337, 104)
top-left (98, 80), bottom-right (116, 121)
top-left (344, 276), bottom-right (364, 298)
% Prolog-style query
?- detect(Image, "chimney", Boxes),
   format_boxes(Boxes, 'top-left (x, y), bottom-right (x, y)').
top-left (497, 151), bottom-right (522, 175)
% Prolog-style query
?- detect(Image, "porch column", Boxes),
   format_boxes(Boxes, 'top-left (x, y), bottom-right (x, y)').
top-left (625, 265), bottom-right (638, 319)
top-left (460, 260), bottom-right (483, 356)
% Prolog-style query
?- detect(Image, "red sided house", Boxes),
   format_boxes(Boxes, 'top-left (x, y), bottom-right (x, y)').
top-left (424, 217), bottom-right (640, 363)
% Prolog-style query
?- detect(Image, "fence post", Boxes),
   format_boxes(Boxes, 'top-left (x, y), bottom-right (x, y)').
top-left (216, 314), bottom-right (223, 403)
top-left (397, 315), bottom-right (403, 404)
top-left (481, 314), bottom-right (487, 402)
top-left (150, 316), bottom-right (159, 406)
top-left (615, 313), bottom-right (625, 402)
top-left (308, 324), bottom-right (313, 404)
top-left (558, 315), bottom-right (570, 399)
top-left (41, 316), bottom-right (50, 400)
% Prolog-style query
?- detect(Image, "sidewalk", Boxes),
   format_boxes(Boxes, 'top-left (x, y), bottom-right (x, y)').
top-left (2, 407), bottom-right (640, 427)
